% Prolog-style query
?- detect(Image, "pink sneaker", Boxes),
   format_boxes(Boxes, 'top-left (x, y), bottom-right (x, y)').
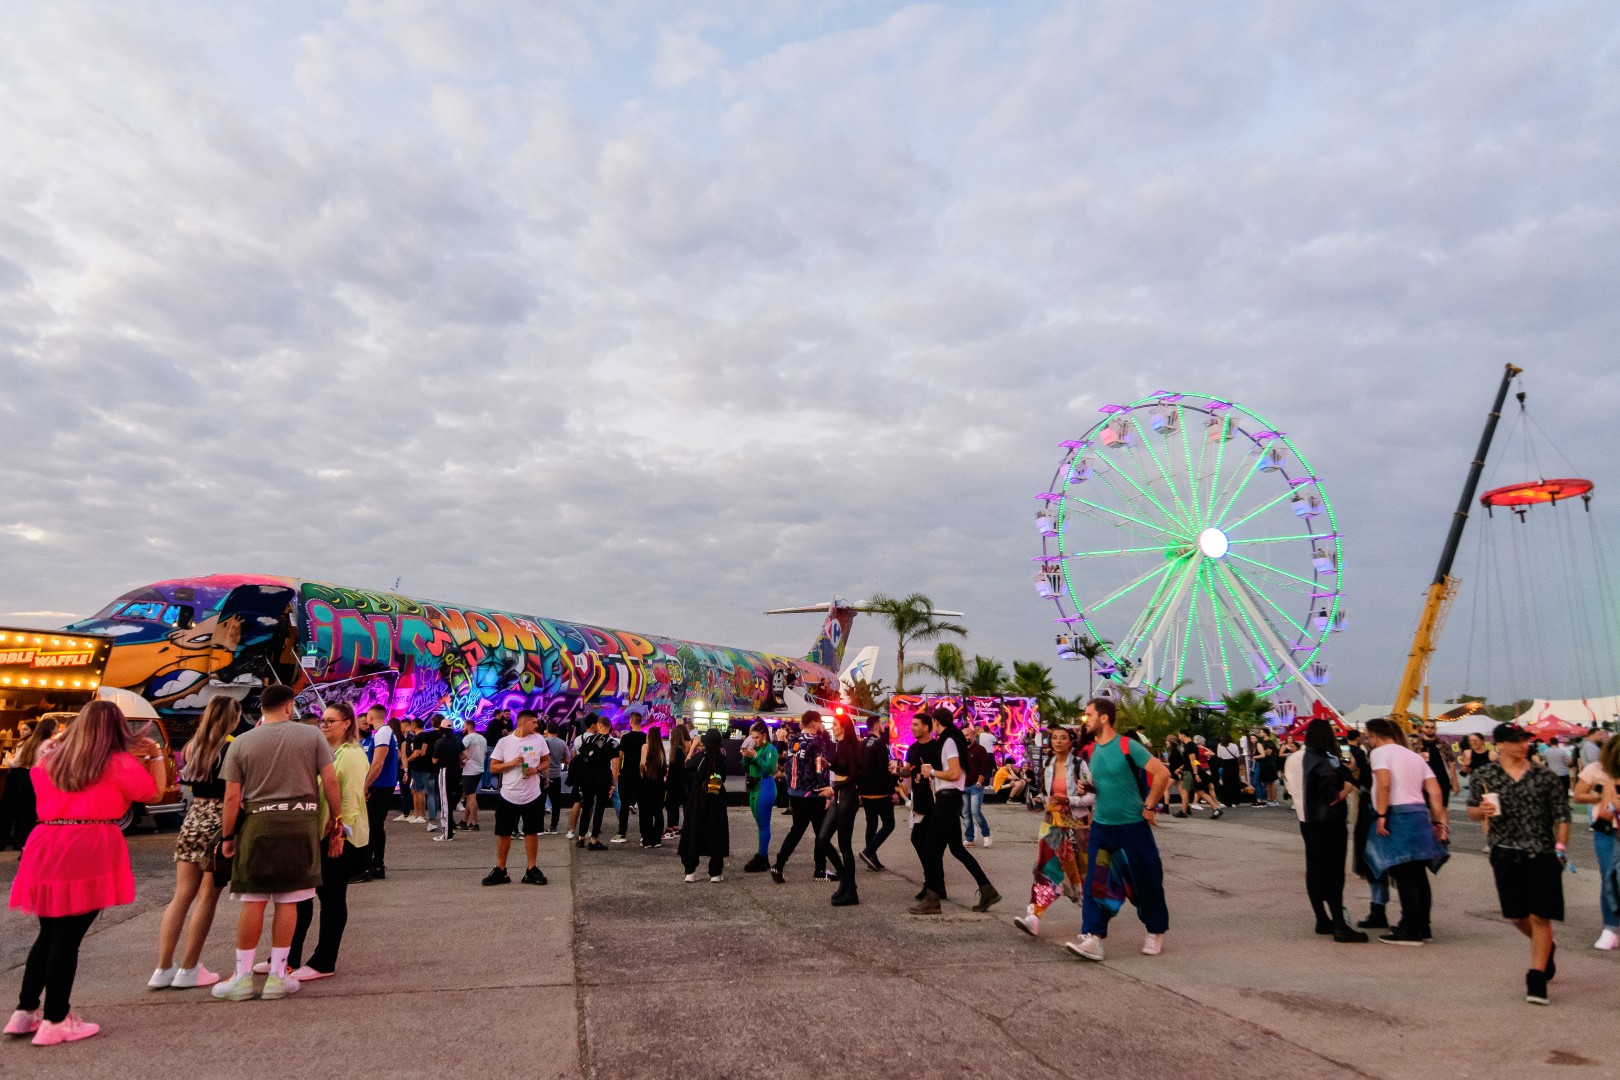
top-left (32, 1013), bottom-right (99, 1046)
top-left (4, 1008), bottom-right (41, 1036)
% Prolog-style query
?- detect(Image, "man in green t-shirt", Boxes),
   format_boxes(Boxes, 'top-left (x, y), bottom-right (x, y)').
top-left (1065, 697), bottom-right (1172, 964)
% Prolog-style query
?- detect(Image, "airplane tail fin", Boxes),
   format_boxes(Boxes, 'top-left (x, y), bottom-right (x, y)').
top-left (765, 599), bottom-right (856, 672)
top-left (839, 645), bottom-right (880, 692)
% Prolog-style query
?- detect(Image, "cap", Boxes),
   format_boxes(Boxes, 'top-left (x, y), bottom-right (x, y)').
top-left (1492, 722), bottom-right (1530, 743)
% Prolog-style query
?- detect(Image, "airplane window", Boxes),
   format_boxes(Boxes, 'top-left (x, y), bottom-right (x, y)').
top-left (114, 601), bottom-right (191, 627)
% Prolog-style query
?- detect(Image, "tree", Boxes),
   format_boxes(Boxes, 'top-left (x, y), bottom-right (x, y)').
top-left (1219, 690), bottom-right (1270, 741)
top-left (912, 642), bottom-right (966, 694)
top-left (1047, 694), bottom-right (1086, 726)
top-left (1074, 636), bottom-right (1111, 699)
top-left (846, 677), bottom-right (889, 715)
top-left (962, 655), bottom-right (1006, 697)
top-left (1116, 680), bottom-right (1194, 748)
top-left (1006, 660), bottom-right (1059, 717)
top-left (864, 593), bottom-right (967, 695)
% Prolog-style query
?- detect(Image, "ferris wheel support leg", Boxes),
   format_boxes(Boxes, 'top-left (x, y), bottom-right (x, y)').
top-left (1126, 555), bottom-right (1201, 695)
top-left (1217, 565), bottom-right (1337, 714)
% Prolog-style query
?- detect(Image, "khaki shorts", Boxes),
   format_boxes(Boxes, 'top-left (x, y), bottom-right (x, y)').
top-left (231, 888), bottom-right (317, 904)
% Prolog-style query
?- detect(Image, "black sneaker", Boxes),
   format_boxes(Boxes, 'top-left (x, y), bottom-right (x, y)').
top-left (1315, 921), bottom-right (1336, 936)
top-left (857, 849), bottom-right (881, 872)
top-left (742, 854), bottom-right (770, 873)
top-left (348, 871), bottom-right (373, 885)
top-left (1333, 925), bottom-right (1370, 943)
top-left (467, 823), bottom-right (480, 832)
top-left (371, 867), bottom-right (386, 880)
top-left (587, 841), bottom-right (608, 851)
top-left (521, 867), bottom-right (548, 886)
top-left (1525, 968), bottom-right (1549, 1005)
top-left (770, 867), bottom-right (785, 884)
top-left (1379, 929), bottom-right (1425, 947)
top-left (481, 867), bottom-right (511, 886)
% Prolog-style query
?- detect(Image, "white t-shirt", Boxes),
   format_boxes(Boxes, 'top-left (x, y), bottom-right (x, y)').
top-left (493, 733), bottom-right (548, 805)
top-left (977, 731), bottom-right (996, 753)
top-left (461, 732), bottom-right (488, 776)
top-left (1370, 743), bottom-right (1435, 807)
top-left (933, 737), bottom-right (967, 793)
top-left (1577, 761), bottom-right (1612, 823)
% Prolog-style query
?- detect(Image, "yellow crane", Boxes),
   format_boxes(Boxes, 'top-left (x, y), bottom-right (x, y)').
top-left (1390, 363), bottom-right (1522, 730)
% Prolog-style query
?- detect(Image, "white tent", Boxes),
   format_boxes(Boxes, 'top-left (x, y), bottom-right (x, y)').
top-left (1340, 704), bottom-right (1391, 729)
top-left (1510, 696), bottom-right (1620, 729)
top-left (1435, 714), bottom-right (1500, 738)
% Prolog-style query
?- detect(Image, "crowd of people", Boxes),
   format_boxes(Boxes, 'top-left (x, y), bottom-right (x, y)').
top-left (5, 691), bottom-right (1617, 1046)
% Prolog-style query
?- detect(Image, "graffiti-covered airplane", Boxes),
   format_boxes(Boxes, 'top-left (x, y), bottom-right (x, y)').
top-left (65, 575), bottom-right (860, 728)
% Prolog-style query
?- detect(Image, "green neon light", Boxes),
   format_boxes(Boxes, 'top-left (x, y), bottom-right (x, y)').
top-left (1208, 567), bottom-right (1235, 696)
top-left (1092, 468), bottom-right (1183, 542)
top-left (1221, 485), bottom-right (1302, 532)
top-left (1089, 560), bottom-right (1182, 615)
top-left (1066, 496), bottom-right (1184, 539)
top-left (1094, 444), bottom-right (1185, 536)
top-left (1178, 407), bottom-right (1202, 530)
top-left (1226, 533), bottom-right (1332, 546)
top-left (1227, 551), bottom-right (1323, 592)
top-left (1210, 452), bottom-right (1262, 526)
top-left (1203, 417), bottom-right (1230, 525)
top-left (1133, 556), bottom-right (1197, 663)
top-left (1130, 412), bottom-right (1197, 533)
top-left (1213, 561), bottom-right (1294, 692)
top-left (1060, 543), bottom-right (1181, 559)
top-left (1223, 561), bottom-right (1311, 638)
top-left (1176, 563), bottom-right (1200, 691)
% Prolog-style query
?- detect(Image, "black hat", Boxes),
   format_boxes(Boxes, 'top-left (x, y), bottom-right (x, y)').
top-left (1492, 722), bottom-right (1530, 743)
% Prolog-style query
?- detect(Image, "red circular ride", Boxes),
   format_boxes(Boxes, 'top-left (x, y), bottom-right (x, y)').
top-left (1480, 478), bottom-right (1594, 508)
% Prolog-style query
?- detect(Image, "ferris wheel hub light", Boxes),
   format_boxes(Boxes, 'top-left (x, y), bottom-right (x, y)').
top-left (1197, 528), bottom-right (1230, 559)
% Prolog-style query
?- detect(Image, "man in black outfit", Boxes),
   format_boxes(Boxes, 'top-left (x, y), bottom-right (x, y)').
top-left (903, 714), bottom-right (942, 905)
top-left (612, 711), bottom-right (647, 844)
top-left (858, 717), bottom-right (897, 871)
top-left (573, 715), bottom-right (616, 851)
top-left (769, 711), bottom-right (832, 883)
top-left (431, 717), bottom-right (464, 842)
top-left (1418, 720), bottom-right (1458, 807)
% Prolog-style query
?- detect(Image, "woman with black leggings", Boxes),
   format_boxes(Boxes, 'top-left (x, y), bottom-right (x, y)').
top-left (913, 709), bottom-right (1001, 914)
top-left (815, 714), bottom-right (863, 906)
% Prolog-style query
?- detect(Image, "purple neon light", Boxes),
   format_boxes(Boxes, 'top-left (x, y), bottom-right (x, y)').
top-left (1289, 476), bottom-right (1320, 487)
top-left (1059, 439), bottom-right (1085, 448)
top-left (1036, 492), bottom-right (1063, 502)
top-left (1098, 404), bottom-right (1129, 414)
top-left (1206, 400), bottom-right (1233, 411)
top-left (1253, 430), bottom-right (1285, 442)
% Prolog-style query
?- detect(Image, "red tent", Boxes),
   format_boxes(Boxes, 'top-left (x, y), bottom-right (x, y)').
top-left (1283, 700), bottom-right (1350, 739)
top-left (1525, 716), bottom-right (1588, 740)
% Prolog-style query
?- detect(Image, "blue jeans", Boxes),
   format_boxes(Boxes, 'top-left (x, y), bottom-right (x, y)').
top-left (1082, 819), bottom-right (1169, 937)
top-left (1370, 878), bottom-right (1389, 906)
top-left (962, 784), bottom-right (990, 841)
top-left (1594, 828), bottom-right (1619, 930)
top-left (423, 775), bottom-right (440, 822)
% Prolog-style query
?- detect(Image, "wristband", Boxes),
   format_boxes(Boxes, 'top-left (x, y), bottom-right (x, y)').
top-left (1555, 842), bottom-right (1567, 852)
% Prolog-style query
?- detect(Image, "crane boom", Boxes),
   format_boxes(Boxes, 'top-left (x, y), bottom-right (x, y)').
top-left (1390, 362), bottom-right (1521, 727)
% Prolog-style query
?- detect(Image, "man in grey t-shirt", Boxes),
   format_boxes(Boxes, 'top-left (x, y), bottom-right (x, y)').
top-left (214, 684), bottom-right (339, 1002)
top-left (459, 720), bottom-right (487, 831)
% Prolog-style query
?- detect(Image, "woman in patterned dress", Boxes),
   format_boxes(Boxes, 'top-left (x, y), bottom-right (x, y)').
top-left (1013, 726), bottom-right (1093, 938)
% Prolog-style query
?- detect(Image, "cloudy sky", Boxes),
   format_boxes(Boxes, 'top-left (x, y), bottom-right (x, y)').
top-left (3, 1), bottom-right (1618, 710)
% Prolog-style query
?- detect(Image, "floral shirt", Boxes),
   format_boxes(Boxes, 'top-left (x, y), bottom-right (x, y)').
top-left (1467, 762), bottom-right (1570, 855)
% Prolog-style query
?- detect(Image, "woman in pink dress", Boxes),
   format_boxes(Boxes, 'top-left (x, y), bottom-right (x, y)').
top-left (5, 700), bottom-right (164, 1046)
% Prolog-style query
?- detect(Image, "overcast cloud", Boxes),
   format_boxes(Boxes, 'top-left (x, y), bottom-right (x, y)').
top-left (2, 1), bottom-right (1618, 710)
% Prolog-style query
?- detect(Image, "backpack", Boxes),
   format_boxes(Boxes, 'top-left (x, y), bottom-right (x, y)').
top-left (567, 733), bottom-right (613, 787)
top-left (1084, 735), bottom-right (1149, 800)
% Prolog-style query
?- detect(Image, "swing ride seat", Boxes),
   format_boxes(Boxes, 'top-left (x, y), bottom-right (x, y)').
top-left (1480, 478), bottom-right (1594, 509)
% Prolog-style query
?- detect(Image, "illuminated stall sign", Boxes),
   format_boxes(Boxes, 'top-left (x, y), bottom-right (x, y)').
top-left (0, 629), bottom-right (113, 691)
top-left (887, 694), bottom-right (1040, 764)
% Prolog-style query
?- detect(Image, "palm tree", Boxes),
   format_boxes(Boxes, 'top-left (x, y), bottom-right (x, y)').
top-left (864, 593), bottom-right (967, 695)
top-left (962, 655), bottom-right (1006, 697)
top-left (1074, 636), bottom-right (1111, 698)
top-left (1220, 689), bottom-right (1269, 741)
top-left (1006, 660), bottom-right (1059, 717)
top-left (1048, 694), bottom-right (1086, 726)
top-left (912, 642), bottom-right (966, 694)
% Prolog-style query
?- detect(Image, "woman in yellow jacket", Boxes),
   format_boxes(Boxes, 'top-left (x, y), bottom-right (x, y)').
top-left (284, 702), bottom-right (370, 980)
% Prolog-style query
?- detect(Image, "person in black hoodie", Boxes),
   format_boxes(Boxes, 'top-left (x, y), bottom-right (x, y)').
top-left (1284, 719), bottom-right (1367, 943)
top-left (679, 729), bottom-right (729, 882)
top-left (858, 717), bottom-right (897, 871)
top-left (815, 713), bottom-right (864, 906)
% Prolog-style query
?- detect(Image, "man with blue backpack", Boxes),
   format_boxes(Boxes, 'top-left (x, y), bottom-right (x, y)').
top-left (1066, 697), bottom-right (1172, 963)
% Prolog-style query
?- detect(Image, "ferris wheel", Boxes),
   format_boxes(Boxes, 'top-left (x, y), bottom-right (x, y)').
top-left (1034, 391), bottom-right (1344, 708)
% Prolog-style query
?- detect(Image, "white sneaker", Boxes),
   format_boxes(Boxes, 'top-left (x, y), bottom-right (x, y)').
top-left (1142, 933), bottom-right (1165, 956)
top-left (683, 872), bottom-right (699, 883)
top-left (260, 973), bottom-right (299, 999)
top-left (288, 965), bottom-right (333, 981)
top-left (252, 961), bottom-right (270, 975)
top-left (610, 836), bottom-right (628, 844)
top-left (565, 831), bottom-right (577, 840)
top-left (1014, 915), bottom-right (1040, 937)
top-left (211, 972), bottom-right (257, 1001)
top-left (1065, 934), bottom-right (1105, 961)
top-left (982, 835), bottom-right (993, 848)
top-left (1595, 928), bottom-right (1620, 951)
top-left (709, 875), bottom-right (724, 883)
top-left (170, 965), bottom-right (219, 989)
top-left (147, 966), bottom-right (177, 990)
top-left (426, 823), bottom-right (438, 833)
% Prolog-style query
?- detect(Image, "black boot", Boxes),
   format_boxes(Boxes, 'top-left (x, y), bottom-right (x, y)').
top-left (742, 854), bottom-right (770, 874)
top-left (1356, 904), bottom-right (1389, 930)
top-left (831, 886), bottom-right (860, 907)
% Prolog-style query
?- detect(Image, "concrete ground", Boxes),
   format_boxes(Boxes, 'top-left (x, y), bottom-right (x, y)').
top-left (2, 801), bottom-right (1618, 1079)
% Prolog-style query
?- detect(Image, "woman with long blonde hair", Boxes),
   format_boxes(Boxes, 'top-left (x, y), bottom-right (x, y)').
top-left (148, 697), bottom-right (241, 991)
top-left (7, 700), bottom-right (164, 1045)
